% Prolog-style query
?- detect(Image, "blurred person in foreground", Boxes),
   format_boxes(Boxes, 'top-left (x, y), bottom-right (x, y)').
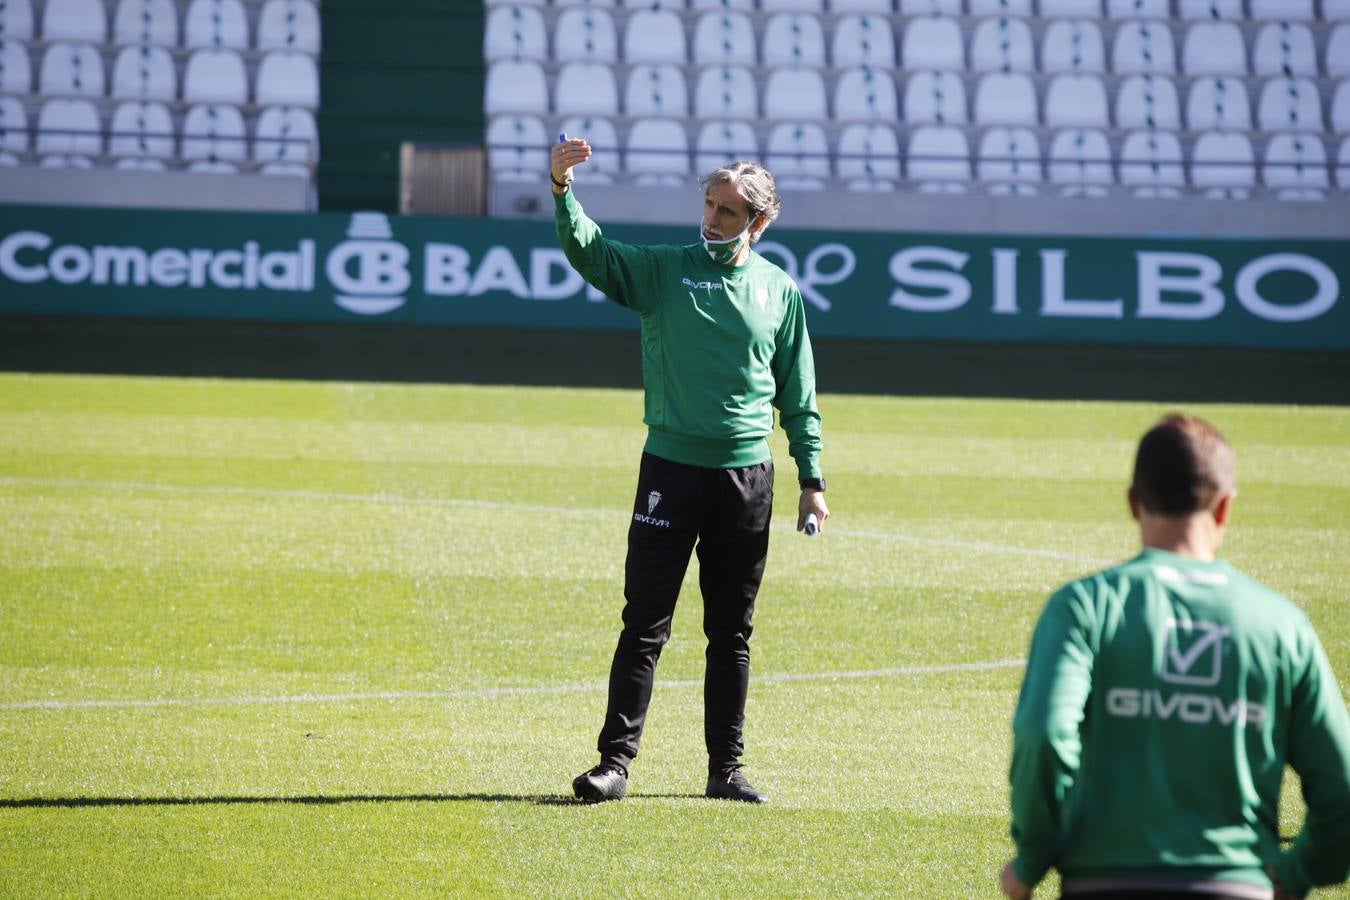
top-left (550, 138), bottom-right (828, 804)
top-left (1002, 413), bottom-right (1350, 899)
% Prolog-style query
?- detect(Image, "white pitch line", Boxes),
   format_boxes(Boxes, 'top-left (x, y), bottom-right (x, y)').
top-left (0, 660), bottom-right (1025, 712)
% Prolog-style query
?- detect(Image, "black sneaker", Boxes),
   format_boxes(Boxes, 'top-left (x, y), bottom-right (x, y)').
top-left (705, 769), bottom-right (768, 804)
top-left (572, 763), bottom-right (627, 803)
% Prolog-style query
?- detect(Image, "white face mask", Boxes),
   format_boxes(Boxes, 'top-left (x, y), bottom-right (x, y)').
top-left (700, 220), bottom-right (751, 266)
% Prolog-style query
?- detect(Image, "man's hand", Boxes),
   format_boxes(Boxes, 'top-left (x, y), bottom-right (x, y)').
top-left (1000, 862), bottom-right (1032, 900)
top-left (797, 488), bottom-right (829, 535)
top-left (551, 137), bottom-right (592, 193)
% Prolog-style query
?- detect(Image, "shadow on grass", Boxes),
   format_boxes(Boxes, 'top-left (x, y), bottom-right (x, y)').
top-left (0, 792), bottom-right (708, 809)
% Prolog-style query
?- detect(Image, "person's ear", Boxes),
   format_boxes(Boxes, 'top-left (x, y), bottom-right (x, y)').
top-left (1212, 490), bottom-right (1236, 527)
top-left (1127, 486), bottom-right (1142, 522)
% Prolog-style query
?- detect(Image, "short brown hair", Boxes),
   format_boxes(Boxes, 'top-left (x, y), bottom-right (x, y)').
top-left (1132, 413), bottom-right (1236, 516)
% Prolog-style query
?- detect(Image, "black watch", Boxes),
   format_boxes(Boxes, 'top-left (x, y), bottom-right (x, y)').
top-left (799, 477), bottom-right (826, 492)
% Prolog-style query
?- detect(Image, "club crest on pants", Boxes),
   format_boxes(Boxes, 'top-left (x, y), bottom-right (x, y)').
top-left (647, 491), bottom-right (662, 515)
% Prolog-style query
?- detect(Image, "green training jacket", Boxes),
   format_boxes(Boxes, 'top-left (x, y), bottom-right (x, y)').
top-left (555, 189), bottom-right (822, 480)
top-left (1010, 548), bottom-right (1350, 898)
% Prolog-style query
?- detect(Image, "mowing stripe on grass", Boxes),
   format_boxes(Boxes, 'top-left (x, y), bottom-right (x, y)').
top-left (0, 659), bottom-right (1025, 711)
top-left (0, 476), bottom-right (1108, 564)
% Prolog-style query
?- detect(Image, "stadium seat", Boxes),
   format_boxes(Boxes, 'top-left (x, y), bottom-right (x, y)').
top-left (113, 0), bottom-right (179, 47)
top-left (1328, 0), bottom-right (1350, 21)
top-left (760, 0), bottom-right (825, 11)
top-left (899, 16), bottom-right (961, 71)
top-left (835, 14), bottom-right (897, 69)
top-left (977, 126), bottom-right (1041, 190)
top-left (970, 17), bottom-right (1035, 73)
top-left (1111, 19), bottom-right (1176, 75)
top-left (484, 5), bottom-right (548, 62)
top-left (255, 105), bottom-right (318, 164)
top-left (765, 122), bottom-right (830, 189)
top-left (973, 73), bottom-right (1038, 126)
top-left (696, 120), bottom-right (759, 176)
top-left (691, 11), bottom-right (757, 66)
top-left (762, 14), bottom-right (826, 68)
top-left (184, 0), bottom-right (249, 49)
top-left (1252, 22), bottom-right (1317, 78)
top-left (903, 69), bottom-right (968, 125)
top-left (183, 48), bottom-right (248, 104)
top-left (1178, 0), bottom-right (1241, 20)
top-left (1047, 128), bottom-right (1111, 197)
top-left (181, 102), bottom-right (248, 163)
top-left (1190, 131), bottom-right (1255, 197)
top-left (1182, 22), bottom-right (1246, 76)
top-left (1044, 74), bottom-right (1109, 128)
top-left (42, 0), bottom-right (106, 43)
top-left (0, 0), bottom-right (35, 40)
top-left (554, 62), bottom-right (617, 117)
top-left (559, 114), bottom-right (618, 182)
top-left (109, 99), bottom-right (174, 162)
top-left (899, 0), bottom-right (961, 13)
top-left (969, 0), bottom-right (1032, 15)
top-left (553, 9), bottom-right (618, 64)
top-left (694, 65), bottom-right (758, 119)
top-left (625, 10), bottom-right (686, 64)
top-left (836, 122), bottom-right (900, 189)
top-left (1251, 0), bottom-right (1313, 20)
top-left (486, 59), bottom-right (549, 116)
top-left (487, 114), bottom-right (548, 179)
top-left (1257, 77), bottom-right (1323, 132)
top-left (1105, 0), bottom-right (1168, 17)
top-left (1334, 81), bottom-right (1350, 132)
top-left (39, 42), bottom-right (105, 98)
top-left (0, 152), bottom-right (19, 166)
top-left (256, 51), bottom-right (319, 108)
top-left (834, 67), bottom-right (898, 122)
top-left (187, 160), bottom-right (238, 173)
top-left (1041, 20), bottom-right (1106, 74)
top-left (907, 125), bottom-right (970, 191)
top-left (1115, 74), bottom-right (1181, 130)
top-left (41, 154), bottom-right (94, 168)
top-left (257, 0), bottom-right (320, 54)
top-left (763, 67), bottom-right (829, 121)
top-left (259, 161), bottom-right (307, 177)
top-left (0, 39), bottom-right (32, 94)
top-left (1263, 132), bottom-right (1328, 197)
top-left (1327, 26), bottom-right (1350, 78)
top-left (832, 0), bottom-right (892, 11)
top-left (111, 45), bottom-right (177, 101)
top-left (1338, 137), bottom-right (1350, 189)
top-left (625, 117), bottom-right (689, 185)
top-left (692, 0), bottom-right (753, 9)
top-left (36, 97), bottom-right (102, 157)
top-left (116, 157), bottom-right (166, 170)
top-left (620, 0), bottom-right (682, 8)
top-left (1119, 129), bottom-right (1184, 194)
top-left (0, 95), bottom-right (27, 154)
top-left (1186, 76), bottom-right (1251, 130)
top-left (1041, 0), bottom-right (1102, 14)
top-left (624, 64), bottom-right (688, 117)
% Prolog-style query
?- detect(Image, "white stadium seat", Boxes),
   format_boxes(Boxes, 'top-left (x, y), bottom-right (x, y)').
top-left (183, 48), bottom-right (248, 104)
top-left (42, 0), bottom-right (106, 43)
top-left (1338, 137), bottom-right (1350, 189)
top-left (255, 105), bottom-right (318, 164)
top-left (903, 70), bottom-right (968, 125)
top-left (977, 126), bottom-right (1041, 189)
top-left (764, 67), bottom-right (829, 121)
top-left (625, 10), bottom-right (686, 64)
top-left (834, 14), bottom-right (896, 69)
top-left (1263, 133), bottom-right (1328, 196)
top-left (1106, 0), bottom-right (1167, 17)
top-left (560, 115), bottom-right (619, 181)
top-left (1327, 26), bottom-right (1350, 78)
top-left (553, 9), bottom-right (617, 64)
top-left (1182, 22), bottom-right (1246, 76)
top-left (1044, 74), bottom-right (1109, 128)
top-left (1119, 129), bottom-right (1184, 192)
top-left (0, 152), bottom-right (20, 166)
top-left (692, 0), bottom-right (752, 9)
top-left (761, 0), bottom-right (824, 10)
top-left (187, 160), bottom-right (238, 174)
top-left (969, 0), bottom-right (1032, 14)
top-left (116, 157), bottom-right (166, 171)
top-left (1041, 20), bottom-right (1105, 74)
top-left (484, 5), bottom-right (548, 62)
top-left (39, 42), bottom-right (105, 98)
top-left (970, 17), bottom-right (1034, 73)
top-left (487, 114), bottom-right (548, 179)
top-left (1334, 81), bottom-right (1350, 133)
top-left (109, 100), bottom-right (174, 161)
top-left (257, 0), bottom-right (321, 54)
top-left (899, 0), bottom-right (961, 13)
top-left (113, 0), bottom-right (179, 46)
top-left (1186, 76), bottom-right (1251, 130)
top-left (1251, 0), bottom-right (1313, 19)
top-left (624, 64), bottom-right (688, 118)
top-left (111, 45), bottom-right (177, 101)
top-left (621, 0), bottom-right (682, 8)
top-left (1178, 0), bottom-right (1241, 20)
top-left (834, 67), bottom-right (898, 122)
top-left (765, 122), bottom-right (830, 189)
top-left (1115, 74), bottom-right (1181, 130)
top-left (1041, 0), bottom-right (1101, 14)
top-left (625, 117), bottom-right (689, 184)
top-left (692, 11), bottom-right (757, 66)
top-left (1191, 131), bottom-right (1255, 197)
top-left (36, 97), bottom-right (102, 157)
top-left (836, 122), bottom-right (900, 189)
top-left (1257, 77), bottom-right (1323, 132)
top-left (1, 39), bottom-right (32, 94)
top-left (184, 0), bottom-right (249, 49)
top-left (1328, 0), bottom-right (1350, 21)
top-left (900, 16), bottom-right (961, 71)
top-left (762, 14), bottom-right (826, 68)
top-left (696, 120), bottom-right (759, 177)
top-left (0, 95), bottom-right (28, 153)
top-left (181, 102), bottom-right (248, 162)
top-left (832, 0), bottom-right (892, 11)
top-left (1252, 22), bottom-right (1317, 78)
top-left (256, 51), bottom-right (319, 107)
top-left (554, 62), bottom-right (617, 117)
top-left (694, 65), bottom-right (758, 120)
top-left (486, 59), bottom-right (549, 116)
top-left (41, 154), bottom-right (94, 168)
top-left (0, 0), bottom-right (35, 40)
top-left (1111, 19), bottom-right (1176, 75)
top-left (973, 73), bottom-right (1038, 126)
top-left (1048, 128), bottom-right (1112, 197)
top-left (907, 125), bottom-right (971, 190)
top-left (259, 162), bottom-right (307, 177)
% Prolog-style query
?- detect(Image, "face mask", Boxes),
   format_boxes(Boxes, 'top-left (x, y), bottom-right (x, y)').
top-left (700, 220), bottom-right (751, 266)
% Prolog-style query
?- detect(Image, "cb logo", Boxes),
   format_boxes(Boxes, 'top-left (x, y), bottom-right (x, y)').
top-left (326, 212), bottom-right (411, 315)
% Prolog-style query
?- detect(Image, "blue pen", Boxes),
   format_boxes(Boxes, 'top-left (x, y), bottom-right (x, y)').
top-left (559, 132), bottom-right (567, 143)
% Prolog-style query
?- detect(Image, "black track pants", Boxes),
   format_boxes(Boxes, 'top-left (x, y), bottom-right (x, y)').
top-left (597, 451), bottom-right (774, 774)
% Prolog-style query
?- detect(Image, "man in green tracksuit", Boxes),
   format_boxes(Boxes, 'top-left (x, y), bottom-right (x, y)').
top-left (1003, 414), bottom-right (1350, 899)
top-left (550, 137), bottom-right (828, 804)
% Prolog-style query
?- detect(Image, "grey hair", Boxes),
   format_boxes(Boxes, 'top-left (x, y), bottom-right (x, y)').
top-left (700, 160), bottom-right (781, 244)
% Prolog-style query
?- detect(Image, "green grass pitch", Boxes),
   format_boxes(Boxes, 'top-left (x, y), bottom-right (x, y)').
top-left (1, 373), bottom-right (1346, 897)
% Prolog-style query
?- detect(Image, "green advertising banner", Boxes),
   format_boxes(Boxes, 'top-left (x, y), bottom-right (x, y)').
top-left (1, 203), bottom-right (1346, 348)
